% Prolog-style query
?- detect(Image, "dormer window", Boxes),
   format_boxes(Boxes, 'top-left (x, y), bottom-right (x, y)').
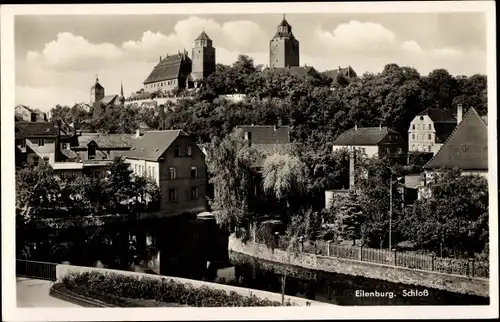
top-left (419, 116), bottom-right (424, 121)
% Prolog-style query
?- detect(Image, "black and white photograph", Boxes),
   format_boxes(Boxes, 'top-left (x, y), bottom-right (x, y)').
top-left (1, 1), bottom-right (498, 320)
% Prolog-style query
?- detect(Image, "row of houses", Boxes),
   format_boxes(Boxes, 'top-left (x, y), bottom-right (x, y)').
top-left (14, 115), bottom-right (291, 218)
top-left (328, 104), bottom-right (488, 205)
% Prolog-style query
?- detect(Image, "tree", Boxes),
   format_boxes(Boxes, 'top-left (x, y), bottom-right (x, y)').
top-left (206, 128), bottom-right (263, 230)
top-left (400, 169), bottom-right (488, 257)
top-left (261, 148), bottom-right (309, 219)
top-left (334, 190), bottom-right (363, 245)
top-left (100, 158), bottom-right (137, 214)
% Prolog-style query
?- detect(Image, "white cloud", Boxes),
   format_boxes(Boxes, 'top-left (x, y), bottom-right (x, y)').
top-left (17, 17), bottom-right (485, 112)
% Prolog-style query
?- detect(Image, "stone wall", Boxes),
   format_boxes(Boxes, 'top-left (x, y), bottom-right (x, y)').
top-left (228, 236), bottom-right (489, 298)
top-left (55, 264), bottom-right (331, 306)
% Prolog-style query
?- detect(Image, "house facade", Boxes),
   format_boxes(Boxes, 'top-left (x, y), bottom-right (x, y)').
top-left (408, 106), bottom-right (458, 154)
top-left (236, 124), bottom-right (291, 155)
top-left (423, 107), bottom-right (488, 180)
top-left (123, 130), bottom-right (207, 217)
top-left (15, 105), bottom-right (48, 122)
top-left (332, 126), bottom-right (405, 159)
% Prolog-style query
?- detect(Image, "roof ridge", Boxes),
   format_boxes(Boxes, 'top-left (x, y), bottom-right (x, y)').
top-left (423, 107), bottom-right (480, 169)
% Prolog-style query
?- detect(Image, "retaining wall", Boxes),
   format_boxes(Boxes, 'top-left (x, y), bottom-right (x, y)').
top-left (228, 236), bottom-right (489, 298)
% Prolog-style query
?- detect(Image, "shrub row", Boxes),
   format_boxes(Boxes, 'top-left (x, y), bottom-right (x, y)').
top-left (62, 271), bottom-right (294, 307)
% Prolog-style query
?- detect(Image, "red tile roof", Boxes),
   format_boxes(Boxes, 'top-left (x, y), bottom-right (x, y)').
top-left (423, 108), bottom-right (487, 171)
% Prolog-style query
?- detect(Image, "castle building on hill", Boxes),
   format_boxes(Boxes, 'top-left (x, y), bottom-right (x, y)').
top-left (270, 15), bottom-right (300, 68)
top-left (143, 31), bottom-right (216, 93)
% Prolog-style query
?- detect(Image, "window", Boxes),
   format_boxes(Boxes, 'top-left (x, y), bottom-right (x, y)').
top-left (33, 156), bottom-right (39, 166)
top-left (174, 145), bottom-right (181, 157)
top-left (169, 167), bottom-right (176, 179)
top-left (168, 188), bottom-right (177, 201)
top-left (419, 116), bottom-right (424, 121)
top-left (185, 145), bottom-right (192, 156)
top-left (191, 187), bottom-right (199, 200)
top-left (428, 124), bottom-right (432, 130)
top-left (134, 164), bottom-right (137, 174)
top-left (412, 134), bottom-right (415, 140)
top-left (38, 138), bottom-right (45, 146)
top-left (20, 139), bottom-right (26, 148)
top-left (142, 165), bottom-right (145, 176)
top-left (244, 132), bottom-right (252, 141)
top-left (191, 166), bottom-right (197, 179)
top-left (43, 156), bottom-right (49, 164)
top-left (88, 145), bottom-right (96, 160)
top-left (61, 143), bottom-right (68, 150)
top-left (417, 124), bottom-right (421, 130)
top-left (412, 124), bottom-right (415, 130)
top-left (412, 145), bottom-right (415, 151)
top-left (428, 146), bottom-right (432, 152)
top-left (428, 134), bottom-right (432, 140)
top-left (148, 166), bottom-right (152, 177)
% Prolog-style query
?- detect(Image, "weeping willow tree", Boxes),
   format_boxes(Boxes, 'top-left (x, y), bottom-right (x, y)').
top-left (261, 148), bottom-right (310, 222)
top-left (206, 128), bottom-right (263, 231)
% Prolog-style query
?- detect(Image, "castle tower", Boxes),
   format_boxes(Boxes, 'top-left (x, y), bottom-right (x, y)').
top-left (269, 14), bottom-right (299, 68)
top-left (90, 75), bottom-right (105, 105)
top-left (191, 31), bottom-right (216, 83)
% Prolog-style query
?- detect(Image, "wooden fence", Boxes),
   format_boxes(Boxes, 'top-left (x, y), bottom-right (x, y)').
top-left (250, 233), bottom-right (489, 279)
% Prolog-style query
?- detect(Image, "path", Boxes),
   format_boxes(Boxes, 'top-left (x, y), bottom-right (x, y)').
top-left (16, 277), bottom-right (80, 308)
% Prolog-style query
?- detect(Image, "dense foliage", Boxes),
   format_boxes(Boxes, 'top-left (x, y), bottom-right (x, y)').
top-left (62, 271), bottom-right (294, 306)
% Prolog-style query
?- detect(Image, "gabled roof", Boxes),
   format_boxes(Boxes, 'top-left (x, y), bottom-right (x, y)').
top-left (332, 127), bottom-right (401, 146)
top-left (236, 125), bottom-right (291, 144)
top-left (122, 130), bottom-right (189, 161)
top-left (196, 31), bottom-right (211, 41)
top-left (434, 123), bottom-right (456, 143)
top-left (15, 121), bottom-right (61, 138)
top-left (423, 108), bottom-right (487, 171)
top-left (75, 133), bottom-right (136, 149)
top-left (143, 52), bottom-right (192, 84)
top-left (263, 66), bottom-right (317, 77)
top-left (417, 108), bottom-right (456, 123)
top-left (91, 80), bottom-right (104, 90)
top-left (100, 95), bottom-right (119, 106)
top-left (324, 66), bottom-right (357, 80)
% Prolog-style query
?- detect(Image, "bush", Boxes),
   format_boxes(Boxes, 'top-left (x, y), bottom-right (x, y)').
top-left (62, 271), bottom-right (294, 307)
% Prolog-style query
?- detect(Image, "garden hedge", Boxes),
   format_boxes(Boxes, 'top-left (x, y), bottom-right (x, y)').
top-left (61, 271), bottom-right (294, 307)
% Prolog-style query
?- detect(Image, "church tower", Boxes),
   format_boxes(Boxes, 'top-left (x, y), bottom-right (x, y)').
top-left (191, 31), bottom-right (216, 84)
top-left (269, 15), bottom-right (299, 68)
top-left (90, 76), bottom-right (105, 105)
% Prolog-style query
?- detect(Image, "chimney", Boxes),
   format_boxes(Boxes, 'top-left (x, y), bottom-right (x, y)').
top-left (457, 104), bottom-right (463, 124)
top-left (160, 56), bottom-right (162, 62)
top-left (349, 150), bottom-right (356, 190)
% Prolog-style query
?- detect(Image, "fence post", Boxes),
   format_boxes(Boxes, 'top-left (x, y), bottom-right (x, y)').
top-left (392, 249), bottom-right (397, 266)
top-left (359, 245), bottom-right (363, 261)
top-left (431, 254), bottom-right (435, 271)
top-left (326, 240), bottom-right (331, 257)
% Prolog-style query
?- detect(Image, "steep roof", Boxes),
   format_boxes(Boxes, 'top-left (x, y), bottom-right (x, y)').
top-left (332, 127), bottom-right (400, 146)
top-left (434, 123), bottom-right (457, 143)
top-left (324, 66), bottom-right (357, 80)
top-left (75, 133), bottom-right (136, 149)
top-left (262, 66), bottom-right (317, 77)
top-left (100, 95), bottom-right (119, 105)
top-left (91, 79), bottom-right (104, 90)
top-left (15, 121), bottom-right (61, 138)
top-left (417, 108), bottom-right (456, 123)
top-left (196, 31), bottom-right (211, 41)
top-left (278, 17), bottom-right (291, 28)
top-left (122, 130), bottom-right (189, 161)
top-left (143, 52), bottom-right (192, 85)
top-left (423, 108), bottom-right (488, 171)
top-left (236, 125), bottom-right (291, 144)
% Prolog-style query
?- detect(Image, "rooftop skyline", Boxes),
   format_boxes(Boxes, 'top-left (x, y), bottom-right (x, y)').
top-left (15, 12), bottom-right (487, 112)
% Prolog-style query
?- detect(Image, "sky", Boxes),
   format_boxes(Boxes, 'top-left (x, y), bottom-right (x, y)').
top-left (15, 12), bottom-right (487, 112)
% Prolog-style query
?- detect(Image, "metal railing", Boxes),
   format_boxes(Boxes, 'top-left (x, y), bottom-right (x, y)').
top-left (16, 259), bottom-right (58, 281)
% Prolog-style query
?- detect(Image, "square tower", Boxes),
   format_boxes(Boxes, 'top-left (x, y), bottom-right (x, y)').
top-left (191, 31), bottom-right (216, 81)
top-left (90, 76), bottom-right (105, 105)
top-left (269, 15), bottom-right (299, 68)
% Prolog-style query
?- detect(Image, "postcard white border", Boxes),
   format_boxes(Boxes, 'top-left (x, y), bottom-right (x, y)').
top-left (1, 1), bottom-right (498, 320)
